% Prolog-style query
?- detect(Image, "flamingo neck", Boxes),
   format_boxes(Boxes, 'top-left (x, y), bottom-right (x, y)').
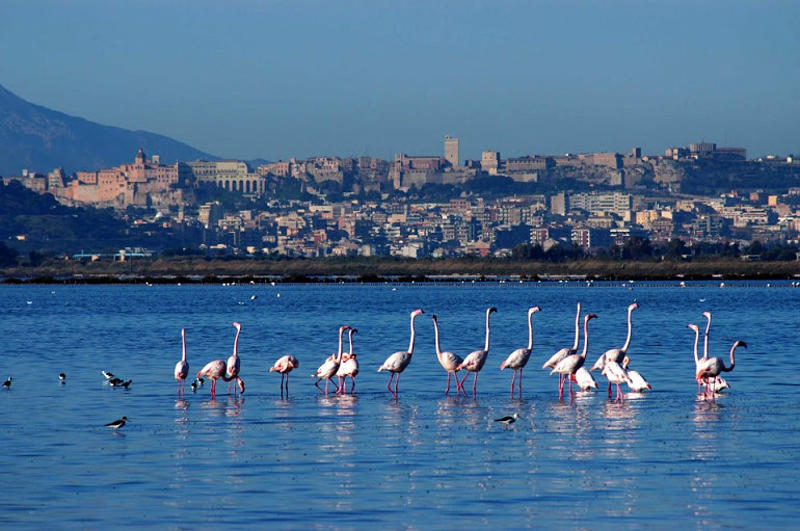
top-left (484, 310), bottom-right (492, 352)
top-left (621, 306), bottom-right (635, 352)
top-left (432, 319), bottom-right (442, 358)
top-left (408, 313), bottom-right (418, 353)
top-left (580, 318), bottom-right (590, 358)
top-left (181, 330), bottom-right (186, 362)
top-left (703, 315), bottom-right (711, 360)
top-left (724, 343), bottom-right (739, 372)
top-left (692, 328), bottom-right (700, 366)
top-left (337, 328), bottom-right (346, 362)
top-left (233, 327), bottom-right (241, 359)
top-left (526, 311), bottom-right (534, 351)
top-left (348, 330), bottom-right (355, 356)
top-left (571, 303), bottom-right (581, 351)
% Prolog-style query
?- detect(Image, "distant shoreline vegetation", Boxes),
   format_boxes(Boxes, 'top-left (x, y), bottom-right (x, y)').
top-left (1, 255), bottom-right (799, 284)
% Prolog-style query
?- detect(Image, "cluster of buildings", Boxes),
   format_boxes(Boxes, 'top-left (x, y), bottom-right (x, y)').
top-left (4, 137), bottom-right (800, 258)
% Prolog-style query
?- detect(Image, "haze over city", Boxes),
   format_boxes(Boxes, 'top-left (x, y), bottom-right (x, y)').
top-left (2, 0), bottom-right (798, 161)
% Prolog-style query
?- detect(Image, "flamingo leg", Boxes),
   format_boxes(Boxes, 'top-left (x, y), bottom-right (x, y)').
top-left (394, 374), bottom-right (400, 396)
top-left (350, 376), bottom-right (356, 393)
top-left (386, 373), bottom-right (395, 393)
top-left (608, 383), bottom-right (612, 398)
top-left (342, 378), bottom-right (347, 394)
top-left (445, 373), bottom-right (451, 395)
top-left (211, 379), bottom-right (217, 399)
top-left (519, 369), bottom-right (523, 395)
top-left (510, 370), bottom-right (516, 396)
top-left (558, 375), bottom-right (565, 398)
top-left (472, 372), bottom-right (478, 396)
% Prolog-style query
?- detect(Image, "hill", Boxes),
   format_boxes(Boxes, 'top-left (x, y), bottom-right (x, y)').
top-left (0, 83), bottom-right (217, 175)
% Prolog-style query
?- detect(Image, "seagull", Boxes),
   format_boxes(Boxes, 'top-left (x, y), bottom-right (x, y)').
top-left (2, 377), bottom-right (11, 389)
top-left (59, 373), bottom-right (66, 384)
top-left (494, 413), bottom-right (519, 425)
top-left (101, 371), bottom-right (115, 380)
top-left (105, 416), bottom-right (128, 429)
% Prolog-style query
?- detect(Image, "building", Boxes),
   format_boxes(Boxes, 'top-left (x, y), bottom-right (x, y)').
top-left (444, 135), bottom-right (459, 168)
top-left (481, 151), bottom-right (500, 175)
top-left (550, 192), bottom-right (568, 216)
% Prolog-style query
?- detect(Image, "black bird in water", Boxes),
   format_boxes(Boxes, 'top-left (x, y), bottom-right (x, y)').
top-left (121, 380), bottom-right (132, 389)
top-left (2, 377), bottom-right (11, 389)
top-left (105, 416), bottom-right (128, 429)
top-left (494, 413), bottom-right (519, 425)
top-left (59, 373), bottom-right (66, 384)
top-left (109, 378), bottom-right (124, 387)
top-left (191, 379), bottom-right (199, 392)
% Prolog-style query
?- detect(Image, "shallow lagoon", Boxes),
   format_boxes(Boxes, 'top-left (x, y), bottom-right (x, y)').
top-left (1, 282), bottom-right (799, 528)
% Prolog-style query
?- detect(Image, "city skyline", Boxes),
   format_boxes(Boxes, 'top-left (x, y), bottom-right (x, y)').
top-left (2, 1), bottom-right (799, 162)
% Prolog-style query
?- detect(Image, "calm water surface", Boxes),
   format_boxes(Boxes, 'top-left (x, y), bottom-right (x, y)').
top-left (1, 282), bottom-right (799, 528)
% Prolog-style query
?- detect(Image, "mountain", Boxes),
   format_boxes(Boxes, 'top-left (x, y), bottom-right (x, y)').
top-left (0, 83), bottom-right (217, 176)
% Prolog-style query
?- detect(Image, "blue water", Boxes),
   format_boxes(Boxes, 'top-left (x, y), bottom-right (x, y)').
top-left (1, 282), bottom-right (799, 528)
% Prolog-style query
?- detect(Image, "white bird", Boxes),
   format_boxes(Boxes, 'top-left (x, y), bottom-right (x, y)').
top-left (601, 357), bottom-right (632, 402)
top-left (431, 314), bottom-right (464, 395)
top-left (590, 302), bottom-right (639, 377)
top-left (572, 367), bottom-right (598, 391)
top-left (551, 313), bottom-right (598, 398)
top-left (457, 307), bottom-right (498, 396)
top-left (542, 302), bottom-right (582, 391)
top-left (174, 328), bottom-right (189, 395)
top-left (500, 306), bottom-right (541, 396)
top-left (313, 325), bottom-right (349, 394)
top-left (227, 322), bottom-right (242, 395)
top-left (624, 358), bottom-right (652, 392)
top-left (269, 354), bottom-right (300, 394)
top-left (337, 327), bottom-right (360, 394)
top-left (696, 340), bottom-right (746, 397)
top-left (378, 309), bottom-right (424, 397)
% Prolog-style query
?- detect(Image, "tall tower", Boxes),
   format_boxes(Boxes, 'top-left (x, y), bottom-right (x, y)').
top-left (444, 135), bottom-right (459, 168)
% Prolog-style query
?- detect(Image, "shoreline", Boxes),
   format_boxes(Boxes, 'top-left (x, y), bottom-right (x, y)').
top-left (2, 257), bottom-right (800, 283)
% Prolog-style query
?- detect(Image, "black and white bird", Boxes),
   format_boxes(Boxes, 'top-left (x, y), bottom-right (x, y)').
top-left (2, 377), bottom-right (11, 389)
top-left (494, 413), bottom-right (519, 425)
top-left (59, 373), bottom-right (66, 384)
top-left (120, 380), bottom-right (132, 389)
top-left (105, 416), bottom-right (128, 429)
top-left (109, 378), bottom-right (124, 387)
top-left (195, 377), bottom-right (204, 387)
top-left (190, 379), bottom-right (199, 392)
top-left (101, 370), bottom-right (115, 380)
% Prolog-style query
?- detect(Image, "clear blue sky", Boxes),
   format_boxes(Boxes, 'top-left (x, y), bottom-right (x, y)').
top-left (1, 0), bottom-right (798, 161)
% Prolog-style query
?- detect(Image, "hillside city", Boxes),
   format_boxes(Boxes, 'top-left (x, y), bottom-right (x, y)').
top-left (4, 136), bottom-right (800, 261)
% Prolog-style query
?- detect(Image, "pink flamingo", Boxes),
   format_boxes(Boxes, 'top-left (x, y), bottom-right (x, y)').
top-left (500, 306), bottom-right (541, 396)
top-left (696, 340), bottom-right (746, 397)
top-left (624, 358), bottom-right (652, 392)
top-left (601, 356), bottom-right (632, 402)
top-left (551, 313), bottom-right (598, 398)
top-left (431, 314), bottom-right (464, 395)
top-left (173, 328), bottom-right (189, 395)
top-left (270, 355), bottom-right (300, 394)
top-left (590, 302), bottom-right (638, 397)
top-left (196, 360), bottom-right (244, 399)
top-left (227, 322), bottom-right (242, 396)
top-left (337, 328), bottom-right (359, 394)
top-left (313, 325), bottom-right (349, 394)
top-left (542, 302), bottom-right (581, 392)
top-left (378, 309), bottom-right (424, 398)
top-left (457, 307), bottom-right (498, 396)
top-left (572, 367), bottom-right (598, 391)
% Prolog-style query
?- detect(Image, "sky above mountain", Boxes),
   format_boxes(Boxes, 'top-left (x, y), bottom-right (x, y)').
top-left (1, 0), bottom-right (798, 162)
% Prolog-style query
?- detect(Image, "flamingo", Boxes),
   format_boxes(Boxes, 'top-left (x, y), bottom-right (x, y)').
top-left (270, 355), bottom-right (300, 394)
top-left (227, 322), bottom-right (242, 396)
top-left (542, 302), bottom-right (582, 391)
top-left (601, 356), bottom-right (632, 402)
top-left (196, 360), bottom-right (244, 399)
top-left (500, 306), bottom-right (541, 396)
top-left (456, 307), bottom-right (498, 396)
top-left (378, 308), bottom-right (424, 398)
top-left (337, 327), bottom-right (359, 394)
top-left (696, 340), bottom-right (746, 396)
top-left (551, 313), bottom-right (598, 398)
top-left (313, 325), bottom-right (349, 394)
top-left (431, 314), bottom-right (465, 396)
top-left (623, 358), bottom-right (652, 392)
top-left (174, 328), bottom-right (189, 395)
top-left (590, 303), bottom-right (639, 393)
top-left (572, 367), bottom-right (598, 391)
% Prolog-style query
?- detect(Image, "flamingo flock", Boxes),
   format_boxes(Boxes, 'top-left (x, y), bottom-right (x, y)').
top-left (162, 303), bottom-right (747, 403)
